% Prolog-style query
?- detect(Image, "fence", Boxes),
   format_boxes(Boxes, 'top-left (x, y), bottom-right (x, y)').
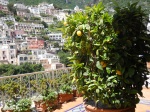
top-left (0, 67), bottom-right (72, 106)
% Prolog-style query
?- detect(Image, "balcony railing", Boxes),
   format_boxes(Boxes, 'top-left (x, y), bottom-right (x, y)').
top-left (0, 67), bottom-right (72, 106)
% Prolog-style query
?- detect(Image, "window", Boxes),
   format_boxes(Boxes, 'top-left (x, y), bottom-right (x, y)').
top-left (20, 57), bottom-right (23, 60)
top-left (10, 46), bottom-right (14, 49)
top-left (24, 57), bottom-right (27, 60)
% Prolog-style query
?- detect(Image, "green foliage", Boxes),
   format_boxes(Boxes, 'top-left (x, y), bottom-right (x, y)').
top-left (9, 0), bottom-right (92, 9)
top-left (0, 11), bottom-right (7, 17)
top-left (15, 16), bottom-right (24, 22)
top-left (41, 21), bottom-right (48, 28)
top-left (15, 98), bottom-right (31, 112)
top-left (57, 50), bottom-right (72, 66)
top-left (30, 16), bottom-right (41, 21)
top-left (5, 20), bottom-right (14, 27)
top-left (64, 1), bottom-right (150, 109)
top-left (7, 3), bottom-right (17, 15)
top-left (0, 63), bottom-right (44, 76)
top-left (57, 74), bottom-right (74, 94)
top-left (3, 100), bottom-right (16, 111)
top-left (8, 0), bottom-right (150, 10)
top-left (42, 90), bottom-right (57, 102)
top-left (60, 84), bottom-right (72, 94)
top-left (48, 21), bottom-right (63, 32)
top-left (3, 98), bottom-right (31, 112)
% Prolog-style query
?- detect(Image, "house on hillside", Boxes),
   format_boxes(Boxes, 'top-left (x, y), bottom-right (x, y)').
top-left (0, 38), bottom-right (12, 44)
top-left (28, 6), bottom-right (40, 17)
top-left (0, 43), bottom-right (17, 64)
top-left (38, 3), bottom-right (55, 15)
top-left (0, 0), bottom-right (9, 13)
top-left (17, 54), bottom-right (40, 65)
top-left (0, 0), bottom-right (9, 6)
top-left (41, 16), bottom-right (54, 25)
top-left (11, 30), bottom-right (25, 39)
top-left (26, 36), bottom-right (44, 49)
top-left (14, 22), bottom-right (44, 34)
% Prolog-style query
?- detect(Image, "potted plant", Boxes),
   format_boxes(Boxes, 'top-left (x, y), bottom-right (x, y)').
top-left (15, 98), bottom-right (32, 112)
top-left (63, 1), bottom-right (150, 112)
top-left (32, 94), bottom-right (47, 112)
top-left (32, 89), bottom-right (58, 112)
top-left (1, 100), bottom-right (16, 112)
top-left (58, 84), bottom-right (73, 103)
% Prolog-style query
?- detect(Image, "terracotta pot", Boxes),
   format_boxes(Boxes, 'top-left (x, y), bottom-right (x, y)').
top-left (72, 90), bottom-right (83, 97)
top-left (34, 101), bottom-right (47, 112)
top-left (84, 104), bottom-right (135, 112)
top-left (59, 93), bottom-right (73, 103)
top-left (5, 110), bottom-right (13, 112)
top-left (72, 90), bottom-right (77, 97)
top-left (48, 99), bottom-right (58, 107)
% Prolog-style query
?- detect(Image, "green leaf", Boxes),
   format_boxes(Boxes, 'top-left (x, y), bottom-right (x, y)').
top-left (96, 89), bottom-right (99, 93)
top-left (107, 75), bottom-right (116, 81)
top-left (85, 24), bottom-right (90, 30)
top-left (106, 67), bottom-right (111, 74)
top-left (96, 61), bottom-right (103, 70)
top-left (128, 68), bottom-right (135, 77)
top-left (130, 89), bottom-right (138, 94)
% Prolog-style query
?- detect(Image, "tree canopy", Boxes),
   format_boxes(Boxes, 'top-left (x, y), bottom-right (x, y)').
top-left (0, 63), bottom-right (44, 76)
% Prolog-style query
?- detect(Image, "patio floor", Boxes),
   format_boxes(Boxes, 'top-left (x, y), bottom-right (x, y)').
top-left (0, 88), bottom-right (149, 112)
top-left (54, 87), bottom-right (150, 112)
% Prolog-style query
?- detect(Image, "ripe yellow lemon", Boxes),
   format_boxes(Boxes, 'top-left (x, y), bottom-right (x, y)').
top-left (77, 30), bottom-right (82, 36)
top-left (63, 21), bottom-right (67, 26)
top-left (100, 61), bottom-right (107, 68)
top-left (116, 70), bottom-right (122, 75)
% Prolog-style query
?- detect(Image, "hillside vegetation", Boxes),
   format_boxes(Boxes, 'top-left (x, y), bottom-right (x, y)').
top-left (9, 0), bottom-right (92, 9)
top-left (9, 0), bottom-right (150, 10)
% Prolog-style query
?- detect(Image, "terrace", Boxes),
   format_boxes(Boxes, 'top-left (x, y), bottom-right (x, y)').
top-left (0, 67), bottom-right (150, 112)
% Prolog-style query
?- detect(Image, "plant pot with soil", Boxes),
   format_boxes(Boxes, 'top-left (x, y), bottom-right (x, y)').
top-left (58, 85), bottom-right (73, 103)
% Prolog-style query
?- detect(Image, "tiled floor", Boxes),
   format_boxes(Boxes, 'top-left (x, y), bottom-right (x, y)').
top-left (0, 88), bottom-right (149, 112)
top-left (65, 104), bottom-right (85, 112)
top-left (55, 87), bottom-right (150, 112)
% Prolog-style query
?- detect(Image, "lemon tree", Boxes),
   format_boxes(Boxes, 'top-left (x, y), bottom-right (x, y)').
top-left (63, 2), bottom-right (150, 109)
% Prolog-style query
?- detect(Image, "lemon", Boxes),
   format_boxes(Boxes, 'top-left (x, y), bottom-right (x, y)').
top-left (116, 70), bottom-right (122, 75)
top-left (100, 61), bottom-right (107, 68)
top-left (63, 21), bottom-right (67, 26)
top-left (77, 30), bottom-right (82, 36)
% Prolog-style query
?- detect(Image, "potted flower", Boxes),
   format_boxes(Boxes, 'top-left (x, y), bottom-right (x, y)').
top-left (58, 84), bottom-right (73, 103)
top-left (64, 1), bottom-right (150, 112)
top-left (72, 85), bottom-right (83, 97)
top-left (32, 90), bottom-right (58, 112)
top-left (15, 98), bottom-right (32, 112)
top-left (2, 100), bottom-right (16, 112)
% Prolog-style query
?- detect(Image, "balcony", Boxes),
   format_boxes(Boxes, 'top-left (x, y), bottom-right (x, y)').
top-left (0, 68), bottom-right (150, 112)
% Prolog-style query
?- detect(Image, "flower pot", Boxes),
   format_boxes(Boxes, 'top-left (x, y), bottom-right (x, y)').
top-left (59, 93), bottom-right (73, 103)
top-left (48, 99), bottom-right (58, 107)
top-left (34, 101), bottom-right (47, 112)
top-left (3, 110), bottom-right (13, 112)
top-left (84, 104), bottom-right (135, 112)
top-left (72, 90), bottom-right (83, 97)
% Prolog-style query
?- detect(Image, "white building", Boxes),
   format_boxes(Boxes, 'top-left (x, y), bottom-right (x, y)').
top-left (41, 16), bottom-right (54, 25)
top-left (48, 33), bottom-right (63, 41)
top-left (0, 16), bottom-right (15, 22)
top-left (0, 43), bottom-right (17, 64)
top-left (14, 3), bottom-right (27, 10)
top-left (17, 54), bottom-right (40, 65)
top-left (0, 0), bottom-right (8, 5)
top-left (28, 7), bottom-right (40, 17)
top-left (0, 38), bottom-right (12, 44)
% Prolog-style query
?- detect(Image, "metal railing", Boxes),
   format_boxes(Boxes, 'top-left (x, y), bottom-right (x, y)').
top-left (0, 67), bottom-right (72, 106)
